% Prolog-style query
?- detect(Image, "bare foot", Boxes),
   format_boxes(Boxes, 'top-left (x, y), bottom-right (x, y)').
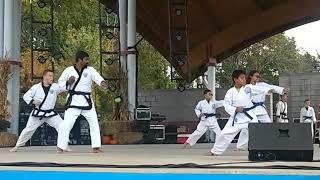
top-left (9, 147), bottom-right (18, 152)
top-left (92, 147), bottom-right (103, 153)
top-left (56, 147), bottom-right (65, 154)
top-left (205, 151), bottom-right (215, 156)
top-left (181, 142), bottom-right (190, 149)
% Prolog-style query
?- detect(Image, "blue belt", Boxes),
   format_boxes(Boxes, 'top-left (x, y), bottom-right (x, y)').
top-left (232, 106), bottom-right (255, 126)
top-left (252, 102), bottom-right (267, 123)
top-left (252, 102), bottom-right (264, 107)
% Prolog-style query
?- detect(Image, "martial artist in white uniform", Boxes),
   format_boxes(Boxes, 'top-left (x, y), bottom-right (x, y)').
top-left (10, 70), bottom-right (65, 152)
top-left (236, 71), bottom-right (287, 150)
top-left (211, 70), bottom-right (273, 155)
top-left (57, 51), bottom-right (108, 153)
top-left (182, 89), bottom-right (223, 149)
top-left (276, 93), bottom-right (288, 123)
top-left (300, 99), bottom-right (316, 138)
top-left (248, 71), bottom-right (286, 123)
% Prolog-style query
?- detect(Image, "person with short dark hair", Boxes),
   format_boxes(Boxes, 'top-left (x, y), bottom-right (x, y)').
top-left (211, 70), bottom-right (274, 155)
top-left (182, 89), bottom-right (224, 150)
top-left (10, 69), bottom-right (66, 152)
top-left (276, 93), bottom-right (288, 123)
top-left (300, 99), bottom-right (316, 137)
top-left (57, 50), bottom-right (108, 153)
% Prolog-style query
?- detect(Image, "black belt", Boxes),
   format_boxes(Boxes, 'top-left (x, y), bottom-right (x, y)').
top-left (203, 113), bottom-right (217, 118)
top-left (303, 116), bottom-right (312, 120)
top-left (280, 112), bottom-right (287, 119)
top-left (31, 108), bottom-right (58, 120)
top-left (65, 90), bottom-right (92, 110)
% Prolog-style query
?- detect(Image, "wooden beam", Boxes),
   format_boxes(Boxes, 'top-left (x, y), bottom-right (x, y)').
top-left (186, 0), bottom-right (320, 80)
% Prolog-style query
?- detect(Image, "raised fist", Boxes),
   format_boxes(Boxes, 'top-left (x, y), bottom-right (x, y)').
top-left (67, 76), bottom-right (76, 85)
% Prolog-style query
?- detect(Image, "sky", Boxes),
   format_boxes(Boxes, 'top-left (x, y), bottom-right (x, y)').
top-left (285, 20), bottom-right (320, 56)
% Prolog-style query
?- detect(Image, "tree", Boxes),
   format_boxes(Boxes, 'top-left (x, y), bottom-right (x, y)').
top-left (137, 39), bottom-right (174, 90)
top-left (20, 0), bottom-right (175, 118)
top-left (216, 33), bottom-right (318, 87)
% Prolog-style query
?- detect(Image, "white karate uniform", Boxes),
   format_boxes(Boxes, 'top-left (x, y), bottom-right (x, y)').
top-left (211, 85), bottom-right (271, 155)
top-left (57, 66), bottom-right (104, 150)
top-left (186, 100), bottom-right (224, 146)
top-left (16, 83), bottom-right (64, 147)
top-left (276, 100), bottom-right (288, 123)
top-left (237, 82), bottom-right (284, 149)
top-left (300, 106), bottom-right (316, 137)
top-left (251, 82), bottom-right (284, 122)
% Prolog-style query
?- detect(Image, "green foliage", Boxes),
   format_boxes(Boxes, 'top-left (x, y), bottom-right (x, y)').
top-left (20, 0), bottom-right (174, 117)
top-left (217, 33), bottom-right (319, 87)
top-left (137, 39), bottom-right (175, 89)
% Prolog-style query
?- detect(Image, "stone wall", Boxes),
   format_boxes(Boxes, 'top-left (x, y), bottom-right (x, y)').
top-left (138, 88), bottom-right (228, 121)
top-left (279, 72), bottom-right (320, 120)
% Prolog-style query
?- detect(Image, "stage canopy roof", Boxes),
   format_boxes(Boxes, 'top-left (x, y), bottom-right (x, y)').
top-left (102, 0), bottom-right (320, 81)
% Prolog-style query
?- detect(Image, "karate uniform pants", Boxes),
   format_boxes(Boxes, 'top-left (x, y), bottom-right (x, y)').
top-left (303, 119), bottom-right (314, 139)
top-left (186, 118), bottom-right (221, 146)
top-left (236, 114), bottom-right (271, 149)
top-left (278, 118), bottom-right (289, 123)
top-left (16, 115), bottom-right (62, 147)
top-left (211, 117), bottom-right (258, 155)
top-left (57, 106), bottom-right (101, 150)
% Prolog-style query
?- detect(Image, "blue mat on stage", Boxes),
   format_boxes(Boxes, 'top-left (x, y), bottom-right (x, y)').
top-left (0, 171), bottom-right (319, 180)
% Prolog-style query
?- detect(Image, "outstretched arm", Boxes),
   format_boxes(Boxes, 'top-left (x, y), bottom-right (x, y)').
top-left (214, 100), bottom-right (224, 108)
top-left (245, 84), bottom-right (272, 96)
top-left (258, 82), bottom-right (287, 95)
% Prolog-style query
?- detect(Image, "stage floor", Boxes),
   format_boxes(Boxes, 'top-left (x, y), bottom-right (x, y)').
top-left (0, 144), bottom-right (320, 174)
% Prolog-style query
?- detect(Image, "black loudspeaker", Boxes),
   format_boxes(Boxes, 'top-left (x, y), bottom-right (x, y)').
top-left (248, 123), bottom-right (314, 161)
top-left (163, 125), bottom-right (177, 144)
top-left (134, 120), bottom-right (153, 144)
